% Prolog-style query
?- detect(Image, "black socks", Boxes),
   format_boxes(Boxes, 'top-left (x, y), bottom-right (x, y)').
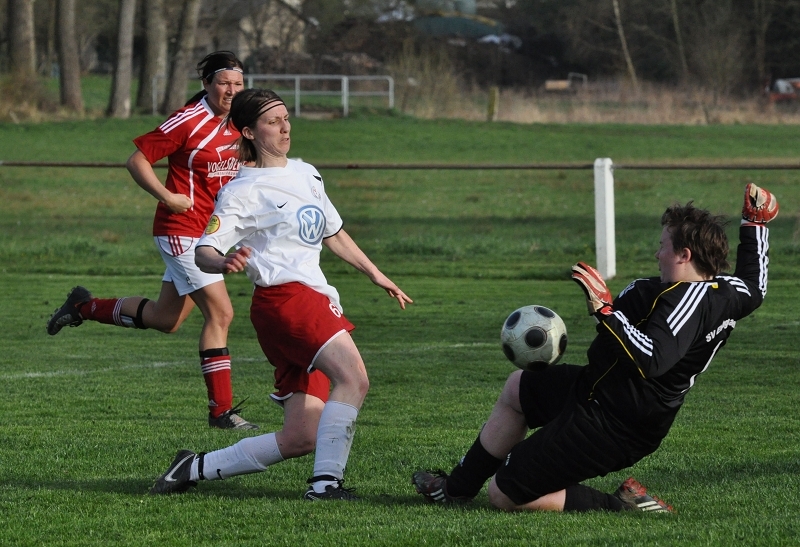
top-left (446, 436), bottom-right (504, 499)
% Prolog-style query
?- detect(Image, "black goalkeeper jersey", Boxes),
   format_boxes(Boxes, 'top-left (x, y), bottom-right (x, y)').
top-left (575, 224), bottom-right (769, 449)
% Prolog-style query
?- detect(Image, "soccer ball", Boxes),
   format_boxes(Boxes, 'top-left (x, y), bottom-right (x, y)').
top-left (500, 305), bottom-right (568, 371)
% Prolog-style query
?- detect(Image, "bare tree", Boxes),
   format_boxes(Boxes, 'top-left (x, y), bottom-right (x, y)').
top-left (107, 0), bottom-right (138, 118)
top-left (8, 0), bottom-right (36, 77)
top-left (56, 0), bottom-right (84, 111)
top-left (136, 0), bottom-right (168, 113)
top-left (751, 0), bottom-right (771, 85)
top-left (241, 0), bottom-right (305, 57)
top-left (612, 0), bottom-right (639, 93)
top-left (163, 0), bottom-right (203, 114)
top-left (669, 0), bottom-right (689, 81)
top-left (685, 1), bottom-right (746, 101)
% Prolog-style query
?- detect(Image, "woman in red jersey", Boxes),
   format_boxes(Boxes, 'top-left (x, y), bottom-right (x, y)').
top-left (47, 51), bottom-right (257, 430)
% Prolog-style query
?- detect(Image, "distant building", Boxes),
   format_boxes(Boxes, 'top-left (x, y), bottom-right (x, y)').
top-left (413, 0), bottom-right (505, 40)
top-left (196, 0), bottom-right (311, 62)
top-left (417, 0), bottom-right (477, 15)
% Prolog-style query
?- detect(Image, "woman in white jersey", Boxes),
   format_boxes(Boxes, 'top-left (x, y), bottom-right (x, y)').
top-left (46, 52), bottom-right (257, 430)
top-left (149, 88), bottom-right (412, 500)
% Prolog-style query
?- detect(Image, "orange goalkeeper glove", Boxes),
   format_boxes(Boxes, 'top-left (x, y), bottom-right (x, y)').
top-left (742, 183), bottom-right (779, 224)
top-left (571, 262), bottom-right (614, 321)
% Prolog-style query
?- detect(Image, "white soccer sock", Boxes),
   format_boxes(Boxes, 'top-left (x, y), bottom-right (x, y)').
top-left (310, 400), bottom-right (359, 493)
top-left (190, 432), bottom-right (284, 481)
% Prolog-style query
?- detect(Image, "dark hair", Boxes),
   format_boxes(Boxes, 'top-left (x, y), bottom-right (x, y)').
top-left (661, 202), bottom-right (730, 277)
top-left (228, 88), bottom-right (287, 162)
top-left (185, 51), bottom-right (244, 106)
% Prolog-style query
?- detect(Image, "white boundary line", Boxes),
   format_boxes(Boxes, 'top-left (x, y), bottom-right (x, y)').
top-left (1, 357), bottom-right (266, 380)
top-left (4, 344), bottom-right (501, 379)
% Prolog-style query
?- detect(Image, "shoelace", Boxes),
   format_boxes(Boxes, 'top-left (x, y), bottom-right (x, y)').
top-left (334, 480), bottom-right (356, 494)
top-left (224, 397), bottom-right (250, 417)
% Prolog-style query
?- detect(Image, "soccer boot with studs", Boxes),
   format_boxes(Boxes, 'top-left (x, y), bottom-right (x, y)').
top-left (303, 478), bottom-right (359, 501)
top-left (47, 286), bottom-right (92, 335)
top-left (614, 477), bottom-right (674, 513)
top-left (412, 470), bottom-right (473, 504)
top-left (150, 449), bottom-right (201, 495)
top-left (208, 399), bottom-right (259, 430)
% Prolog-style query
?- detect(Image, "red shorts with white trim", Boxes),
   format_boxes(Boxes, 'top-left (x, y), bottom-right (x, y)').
top-left (250, 282), bottom-right (355, 403)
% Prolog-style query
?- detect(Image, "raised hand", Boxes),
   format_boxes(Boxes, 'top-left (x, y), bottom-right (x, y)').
top-left (571, 261), bottom-right (614, 319)
top-left (742, 183), bottom-right (779, 224)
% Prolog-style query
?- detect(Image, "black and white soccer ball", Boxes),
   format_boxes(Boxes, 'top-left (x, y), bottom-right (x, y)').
top-left (500, 305), bottom-right (568, 371)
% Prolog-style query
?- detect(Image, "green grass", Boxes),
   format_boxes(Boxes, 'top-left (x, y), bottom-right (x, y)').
top-left (1, 116), bottom-right (799, 545)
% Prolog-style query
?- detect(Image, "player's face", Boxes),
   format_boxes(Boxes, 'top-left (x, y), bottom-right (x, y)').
top-left (204, 70), bottom-right (244, 116)
top-left (655, 226), bottom-right (681, 282)
top-left (246, 103), bottom-right (291, 163)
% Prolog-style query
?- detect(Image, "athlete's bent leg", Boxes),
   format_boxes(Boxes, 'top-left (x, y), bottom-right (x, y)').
top-left (479, 370), bottom-right (529, 456)
top-left (305, 333), bottom-right (368, 494)
top-left (443, 370), bottom-right (529, 499)
top-left (275, 392), bottom-right (324, 458)
top-left (119, 281), bottom-right (195, 332)
top-left (75, 281), bottom-right (194, 332)
top-left (313, 332), bottom-right (369, 409)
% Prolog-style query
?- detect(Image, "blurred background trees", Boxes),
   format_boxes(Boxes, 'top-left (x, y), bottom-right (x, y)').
top-left (3, 0), bottom-right (800, 118)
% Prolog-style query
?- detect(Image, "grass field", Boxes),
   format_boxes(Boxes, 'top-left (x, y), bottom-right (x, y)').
top-left (1, 116), bottom-right (799, 546)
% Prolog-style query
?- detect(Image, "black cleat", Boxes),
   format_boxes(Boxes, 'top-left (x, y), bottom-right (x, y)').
top-left (412, 470), bottom-right (473, 504)
top-left (614, 477), bottom-right (674, 513)
top-left (303, 479), bottom-right (359, 501)
top-left (149, 450), bottom-right (198, 495)
top-left (47, 286), bottom-right (92, 335)
top-left (208, 399), bottom-right (259, 430)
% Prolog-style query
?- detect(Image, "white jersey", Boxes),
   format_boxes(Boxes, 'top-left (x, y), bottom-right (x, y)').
top-left (198, 160), bottom-right (345, 308)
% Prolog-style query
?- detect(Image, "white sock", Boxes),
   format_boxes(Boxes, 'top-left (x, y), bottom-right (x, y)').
top-left (310, 401), bottom-right (359, 492)
top-left (190, 432), bottom-right (284, 481)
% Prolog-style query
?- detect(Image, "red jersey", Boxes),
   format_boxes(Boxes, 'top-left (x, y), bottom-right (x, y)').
top-left (133, 97), bottom-right (241, 237)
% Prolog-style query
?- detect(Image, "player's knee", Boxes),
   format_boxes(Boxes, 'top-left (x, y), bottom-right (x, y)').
top-left (335, 364), bottom-right (369, 398)
top-left (487, 480), bottom-right (518, 511)
top-left (218, 306), bottom-right (234, 327)
top-left (280, 434), bottom-right (316, 458)
top-left (354, 372), bottom-right (370, 399)
top-left (205, 306), bottom-right (234, 329)
top-left (499, 370), bottom-right (523, 405)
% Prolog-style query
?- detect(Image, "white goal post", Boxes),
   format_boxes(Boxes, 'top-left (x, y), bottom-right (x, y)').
top-left (594, 158), bottom-right (616, 280)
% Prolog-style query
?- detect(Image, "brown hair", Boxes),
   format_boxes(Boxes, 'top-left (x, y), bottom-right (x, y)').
top-left (185, 51), bottom-right (244, 106)
top-left (661, 202), bottom-right (730, 277)
top-left (228, 88), bottom-right (286, 162)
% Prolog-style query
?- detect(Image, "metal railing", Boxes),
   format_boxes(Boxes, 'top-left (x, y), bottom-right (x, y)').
top-left (245, 74), bottom-right (394, 117)
top-left (151, 74), bottom-right (394, 117)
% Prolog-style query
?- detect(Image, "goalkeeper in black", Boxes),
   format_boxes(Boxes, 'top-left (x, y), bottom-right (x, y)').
top-left (412, 183), bottom-right (779, 513)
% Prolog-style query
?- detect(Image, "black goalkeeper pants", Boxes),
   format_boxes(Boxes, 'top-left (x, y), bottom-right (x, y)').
top-left (494, 365), bottom-right (658, 505)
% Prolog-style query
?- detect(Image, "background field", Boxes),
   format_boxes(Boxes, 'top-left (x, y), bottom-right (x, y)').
top-left (1, 116), bottom-right (799, 546)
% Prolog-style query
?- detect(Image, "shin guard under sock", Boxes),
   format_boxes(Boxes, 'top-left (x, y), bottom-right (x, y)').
top-left (200, 433), bottom-right (284, 481)
top-left (310, 401), bottom-right (359, 491)
top-left (78, 297), bottom-right (149, 329)
top-left (446, 436), bottom-right (504, 499)
top-left (200, 348), bottom-right (233, 417)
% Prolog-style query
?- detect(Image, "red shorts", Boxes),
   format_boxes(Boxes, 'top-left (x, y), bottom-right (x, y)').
top-left (250, 282), bottom-right (355, 404)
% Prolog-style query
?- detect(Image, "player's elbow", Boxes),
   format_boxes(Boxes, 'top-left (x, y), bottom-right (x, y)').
top-left (125, 149), bottom-right (147, 177)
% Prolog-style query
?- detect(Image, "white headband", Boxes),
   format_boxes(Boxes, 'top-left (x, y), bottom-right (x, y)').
top-left (211, 67), bottom-right (243, 76)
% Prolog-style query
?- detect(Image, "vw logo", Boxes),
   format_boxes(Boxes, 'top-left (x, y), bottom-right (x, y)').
top-left (297, 205), bottom-right (326, 245)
